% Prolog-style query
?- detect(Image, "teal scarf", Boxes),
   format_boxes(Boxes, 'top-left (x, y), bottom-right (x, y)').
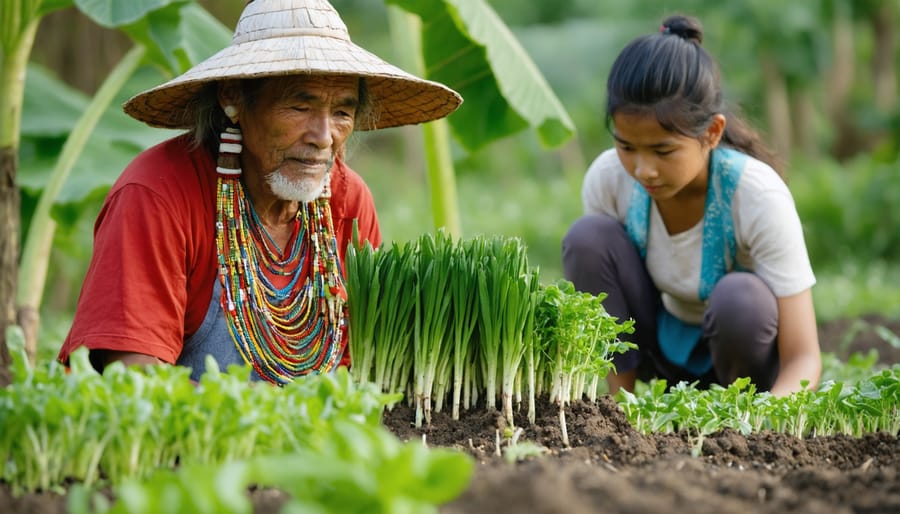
top-left (624, 146), bottom-right (747, 373)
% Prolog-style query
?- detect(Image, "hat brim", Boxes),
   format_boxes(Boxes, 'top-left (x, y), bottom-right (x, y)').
top-left (123, 35), bottom-right (463, 130)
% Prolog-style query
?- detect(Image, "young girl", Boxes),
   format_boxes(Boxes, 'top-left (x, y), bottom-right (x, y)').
top-left (563, 15), bottom-right (821, 396)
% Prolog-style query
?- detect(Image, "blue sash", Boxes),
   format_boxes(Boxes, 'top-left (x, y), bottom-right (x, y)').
top-left (624, 146), bottom-right (747, 374)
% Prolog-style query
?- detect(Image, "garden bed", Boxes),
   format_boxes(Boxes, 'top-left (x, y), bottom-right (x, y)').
top-left (1, 317), bottom-right (897, 514)
top-left (389, 316), bottom-right (900, 514)
top-left (385, 395), bottom-right (899, 514)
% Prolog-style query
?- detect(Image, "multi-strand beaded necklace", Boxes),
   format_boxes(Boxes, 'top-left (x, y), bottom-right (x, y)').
top-left (214, 127), bottom-right (347, 385)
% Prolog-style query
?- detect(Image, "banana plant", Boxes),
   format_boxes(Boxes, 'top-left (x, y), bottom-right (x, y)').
top-left (387, 0), bottom-right (576, 236)
top-left (0, 0), bottom-right (73, 384)
top-left (7, 0), bottom-right (230, 364)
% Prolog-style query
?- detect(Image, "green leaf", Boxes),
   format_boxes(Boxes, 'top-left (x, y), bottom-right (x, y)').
top-left (178, 3), bottom-right (232, 66)
top-left (411, 448), bottom-right (474, 503)
top-left (212, 461), bottom-right (253, 512)
top-left (74, 0), bottom-right (186, 28)
top-left (443, 0), bottom-right (574, 147)
top-left (19, 63), bottom-right (177, 204)
top-left (387, 0), bottom-right (574, 151)
top-left (20, 63), bottom-right (89, 138)
top-left (120, 3), bottom-right (189, 74)
top-left (122, 2), bottom-right (231, 77)
top-left (38, 0), bottom-right (75, 16)
top-left (21, 136), bottom-right (139, 203)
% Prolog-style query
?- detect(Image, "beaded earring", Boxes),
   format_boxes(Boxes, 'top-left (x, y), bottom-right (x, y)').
top-left (216, 127), bottom-right (243, 177)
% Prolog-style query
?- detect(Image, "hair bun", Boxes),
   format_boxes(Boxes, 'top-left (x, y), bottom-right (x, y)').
top-left (660, 15), bottom-right (703, 44)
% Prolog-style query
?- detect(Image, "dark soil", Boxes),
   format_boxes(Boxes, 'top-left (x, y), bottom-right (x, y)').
top-left (817, 314), bottom-right (900, 364)
top-left (385, 396), bottom-right (899, 514)
top-left (2, 316), bottom-right (898, 514)
top-left (405, 315), bottom-right (900, 514)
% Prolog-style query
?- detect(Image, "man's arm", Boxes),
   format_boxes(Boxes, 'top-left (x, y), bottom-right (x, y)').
top-left (93, 349), bottom-right (164, 371)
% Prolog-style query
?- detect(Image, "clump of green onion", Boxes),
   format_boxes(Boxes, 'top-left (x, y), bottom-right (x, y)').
top-left (535, 280), bottom-right (635, 446)
top-left (346, 234), bottom-right (632, 434)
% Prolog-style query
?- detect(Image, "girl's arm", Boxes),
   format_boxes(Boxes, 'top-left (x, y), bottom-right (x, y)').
top-left (770, 288), bottom-right (821, 396)
top-left (607, 368), bottom-right (637, 395)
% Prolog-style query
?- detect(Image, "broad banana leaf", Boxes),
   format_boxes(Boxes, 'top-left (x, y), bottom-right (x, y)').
top-left (19, 3), bottom-right (228, 213)
top-left (74, 0), bottom-right (185, 27)
top-left (76, 0), bottom-right (227, 77)
top-left (387, 0), bottom-right (575, 152)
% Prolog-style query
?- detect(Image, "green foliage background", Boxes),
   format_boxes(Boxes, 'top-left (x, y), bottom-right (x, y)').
top-left (339, 0), bottom-right (900, 319)
top-left (21, 0), bottom-right (900, 360)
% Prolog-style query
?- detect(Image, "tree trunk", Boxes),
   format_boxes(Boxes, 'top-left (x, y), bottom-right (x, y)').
top-left (824, 4), bottom-right (870, 161)
top-left (0, 147), bottom-right (18, 387)
top-left (824, 7), bottom-right (854, 120)
top-left (30, 9), bottom-right (129, 95)
top-left (791, 88), bottom-right (818, 160)
top-left (759, 53), bottom-right (792, 162)
top-left (870, 4), bottom-right (897, 111)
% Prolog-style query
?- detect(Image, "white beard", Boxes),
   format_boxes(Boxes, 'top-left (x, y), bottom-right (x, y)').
top-left (267, 170), bottom-right (327, 203)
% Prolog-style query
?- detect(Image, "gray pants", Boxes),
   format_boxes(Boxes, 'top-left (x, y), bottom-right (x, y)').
top-left (562, 213), bottom-right (779, 391)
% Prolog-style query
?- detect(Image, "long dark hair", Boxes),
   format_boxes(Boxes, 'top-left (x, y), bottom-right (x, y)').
top-left (605, 15), bottom-right (781, 173)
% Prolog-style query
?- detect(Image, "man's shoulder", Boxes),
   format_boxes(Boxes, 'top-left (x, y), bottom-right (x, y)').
top-left (330, 159), bottom-right (373, 204)
top-left (115, 134), bottom-right (213, 191)
top-left (332, 158), bottom-right (367, 189)
top-left (103, 134), bottom-right (216, 224)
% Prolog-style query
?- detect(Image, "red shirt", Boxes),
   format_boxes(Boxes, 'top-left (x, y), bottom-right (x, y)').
top-left (58, 135), bottom-right (381, 366)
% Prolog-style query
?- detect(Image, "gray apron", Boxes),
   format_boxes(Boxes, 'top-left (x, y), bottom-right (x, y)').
top-left (176, 279), bottom-right (266, 382)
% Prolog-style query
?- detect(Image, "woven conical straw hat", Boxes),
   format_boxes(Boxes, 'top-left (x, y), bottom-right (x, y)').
top-left (124, 0), bottom-right (462, 130)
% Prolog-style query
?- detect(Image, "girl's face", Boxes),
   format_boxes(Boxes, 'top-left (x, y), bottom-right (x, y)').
top-left (612, 112), bottom-right (724, 201)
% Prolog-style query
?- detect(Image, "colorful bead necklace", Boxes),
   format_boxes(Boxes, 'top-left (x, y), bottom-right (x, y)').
top-left (214, 127), bottom-right (347, 385)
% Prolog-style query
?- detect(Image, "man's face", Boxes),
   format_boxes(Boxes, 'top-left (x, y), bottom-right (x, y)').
top-left (238, 75), bottom-right (359, 202)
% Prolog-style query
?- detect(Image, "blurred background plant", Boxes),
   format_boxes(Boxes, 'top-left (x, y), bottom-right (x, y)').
top-left (14, 0), bottom-right (900, 362)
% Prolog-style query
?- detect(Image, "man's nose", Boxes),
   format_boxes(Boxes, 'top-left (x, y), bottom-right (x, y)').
top-left (303, 111), bottom-right (334, 149)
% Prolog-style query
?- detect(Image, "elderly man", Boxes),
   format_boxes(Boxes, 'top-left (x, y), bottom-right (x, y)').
top-left (57, 0), bottom-right (462, 385)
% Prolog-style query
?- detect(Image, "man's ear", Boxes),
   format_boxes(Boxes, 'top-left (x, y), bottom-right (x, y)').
top-left (705, 113), bottom-right (727, 148)
top-left (217, 81), bottom-right (243, 124)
